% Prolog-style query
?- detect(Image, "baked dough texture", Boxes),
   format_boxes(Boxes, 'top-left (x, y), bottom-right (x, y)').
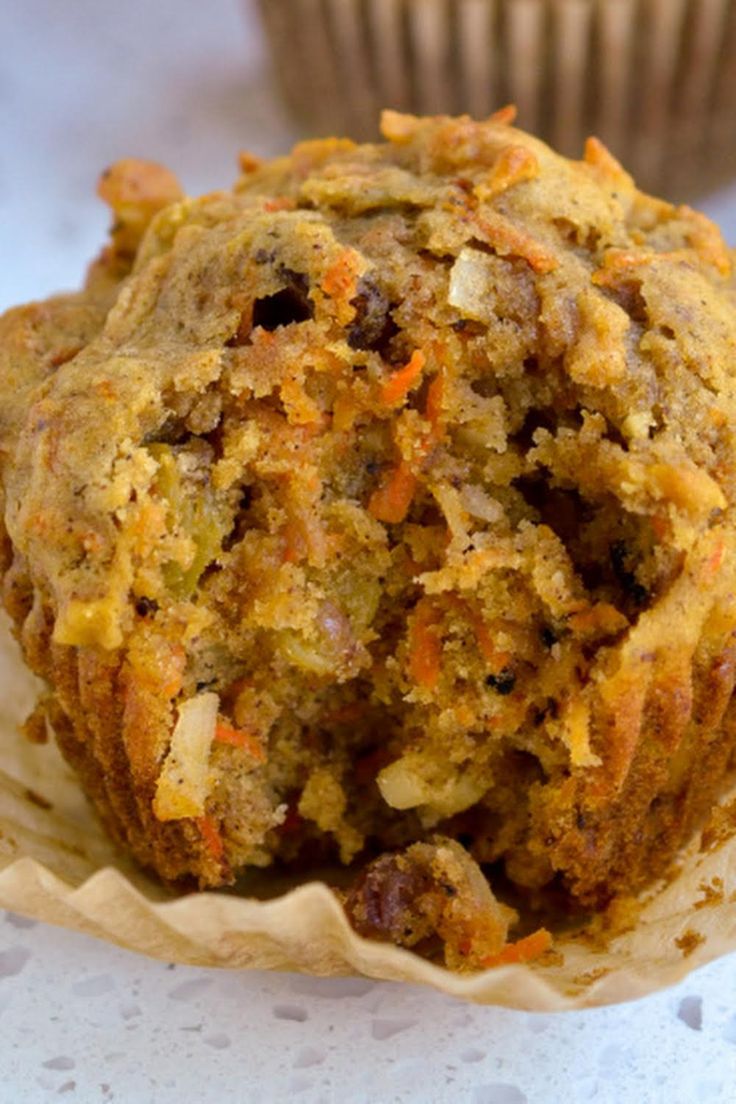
top-left (2, 113), bottom-right (736, 967)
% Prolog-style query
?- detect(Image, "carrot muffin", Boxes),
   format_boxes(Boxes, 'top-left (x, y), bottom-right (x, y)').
top-left (2, 112), bottom-right (736, 969)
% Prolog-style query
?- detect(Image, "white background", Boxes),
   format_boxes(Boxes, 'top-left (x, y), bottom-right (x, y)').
top-left (2, 2), bottom-right (736, 1101)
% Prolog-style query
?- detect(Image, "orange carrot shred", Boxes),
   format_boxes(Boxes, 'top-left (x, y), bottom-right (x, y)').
top-left (475, 213), bottom-right (558, 274)
top-left (322, 249), bottom-right (361, 299)
top-left (706, 539), bottom-right (725, 577)
top-left (424, 371), bottom-right (445, 438)
top-left (380, 350), bottom-right (426, 406)
top-left (214, 721), bottom-right (267, 763)
top-left (368, 459), bottom-right (418, 524)
top-left (473, 617), bottom-right (511, 673)
top-left (408, 601), bottom-right (442, 691)
top-left (482, 145), bottom-right (539, 197)
top-left (650, 514), bottom-right (669, 541)
top-left (489, 104), bottom-right (517, 126)
top-left (238, 149), bottom-right (262, 174)
top-left (197, 815), bottom-right (225, 863)
top-left (481, 928), bottom-right (552, 968)
top-left (263, 197), bottom-right (295, 213)
top-left (584, 136), bottom-right (628, 181)
top-left (567, 603), bottom-right (628, 636)
top-left (446, 597), bottom-right (509, 673)
top-left (281, 517), bottom-right (308, 565)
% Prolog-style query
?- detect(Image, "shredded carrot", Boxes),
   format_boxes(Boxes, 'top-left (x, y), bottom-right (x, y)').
top-left (567, 603), bottom-right (628, 637)
top-left (481, 928), bottom-right (552, 968)
top-left (93, 379), bottom-right (116, 400)
top-left (281, 519), bottom-right (308, 564)
top-left (584, 136), bottom-right (629, 182)
top-left (479, 145), bottom-right (539, 199)
top-left (489, 104), bottom-right (517, 126)
top-left (380, 349), bottom-right (426, 406)
top-left (592, 250), bottom-right (655, 287)
top-left (322, 249), bottom-right (361, 300)
top-left (279, 376), bottom-right (324, 426)
top-left (197, 815), bottom-right (225, 863)
top-left (472, 616), bottom-right (511, 673)
top-left (49, 344), bottom-right (83, 369)
top-left (152, 642), bottom-right (185, 699)
top-left (424, 370), bottom-right (445, 441)
top-left (408, 600), bottom-right (442, 691)
top-left (263, 197), bottom-right (295, 213)
top-left (368, 459), bottom-right (418, 524)
top-left (214, 720), bottom-right (267, 763)
top-left (446, 597), bottom-right (510, 674)
top-left (250, 327), bottom-right (277, 348)
top-left (380, 109), bottom-right (420, 143)
top-left (238, 149), bottom-right (262, 174)
top-left (332, 391), bottom-right (360, 432)
top-left (475, 212), bottom-right (558, 274)
top-left (706, 539), bottom-right (725, 577)
top-left (650, 514), bottom-right (669, 541)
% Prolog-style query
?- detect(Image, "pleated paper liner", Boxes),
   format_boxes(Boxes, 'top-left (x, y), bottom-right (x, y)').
top-left (256, 0), bottom-right (736, 200)
top-left (2, 616), bottom-right (736, 1008)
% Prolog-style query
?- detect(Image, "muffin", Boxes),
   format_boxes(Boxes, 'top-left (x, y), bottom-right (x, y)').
top-left (2, 112), bottom-right (736, 970)
top-left (257, 0), bottom-right (736, 198)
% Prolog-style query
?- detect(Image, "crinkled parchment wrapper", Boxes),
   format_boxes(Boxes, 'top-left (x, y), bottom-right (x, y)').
top-left (1, 617), bottom-right (735, 1010)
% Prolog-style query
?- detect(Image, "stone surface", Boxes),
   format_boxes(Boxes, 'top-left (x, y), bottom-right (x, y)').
top-left (2, 912), bottom-right (736, 1103)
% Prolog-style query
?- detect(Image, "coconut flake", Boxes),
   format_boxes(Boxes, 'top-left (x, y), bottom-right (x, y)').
top-left (448, 247), bottom-right (498, 322)
top-left (461, 484), bottom-right (504, 524)
top-left (153, 691), bottom-right (219, 821)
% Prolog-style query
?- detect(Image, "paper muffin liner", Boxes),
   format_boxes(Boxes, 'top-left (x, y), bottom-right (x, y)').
top-left (256, 0), bottom-right (736, 198)
top-left (2, 616), bottom-right (736, 1009)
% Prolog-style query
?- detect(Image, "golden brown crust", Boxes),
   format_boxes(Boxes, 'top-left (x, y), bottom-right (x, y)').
top-left (3, 114), bottom-right (736, 963)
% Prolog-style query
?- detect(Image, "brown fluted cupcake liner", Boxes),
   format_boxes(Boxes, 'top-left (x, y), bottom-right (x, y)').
top-left (257, 0), bottom-right (736, 198)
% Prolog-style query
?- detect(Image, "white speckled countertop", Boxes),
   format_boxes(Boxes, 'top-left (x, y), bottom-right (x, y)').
top-left (3, 3), bottom-right (736, 1101)
top-left (2, 911), bottom-right (736, 1103)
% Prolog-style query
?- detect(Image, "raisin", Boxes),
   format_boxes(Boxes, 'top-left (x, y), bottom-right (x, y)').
top-left (135, 596), bottom-right (159, 617)
top-left (347, 278), bottom-right (398, 354)
top-left (344, 853), bottom-right (433, 943)
top-left (485, 668), bottom-right (516, 695)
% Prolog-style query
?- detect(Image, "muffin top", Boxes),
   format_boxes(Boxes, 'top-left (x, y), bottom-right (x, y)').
top-left (2, 110), bottom-right (736, 849)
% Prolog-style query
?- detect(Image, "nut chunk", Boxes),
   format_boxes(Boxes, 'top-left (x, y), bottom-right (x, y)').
top-left (343, 837), bottom-right (515, 970)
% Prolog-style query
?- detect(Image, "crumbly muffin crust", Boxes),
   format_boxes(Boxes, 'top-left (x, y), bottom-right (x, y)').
top-left (2, 113), bottom-right (736, 967)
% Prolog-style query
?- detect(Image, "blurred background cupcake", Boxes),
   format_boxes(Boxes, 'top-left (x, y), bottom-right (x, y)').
top-left (257, 0), bottom-right (736, 200)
